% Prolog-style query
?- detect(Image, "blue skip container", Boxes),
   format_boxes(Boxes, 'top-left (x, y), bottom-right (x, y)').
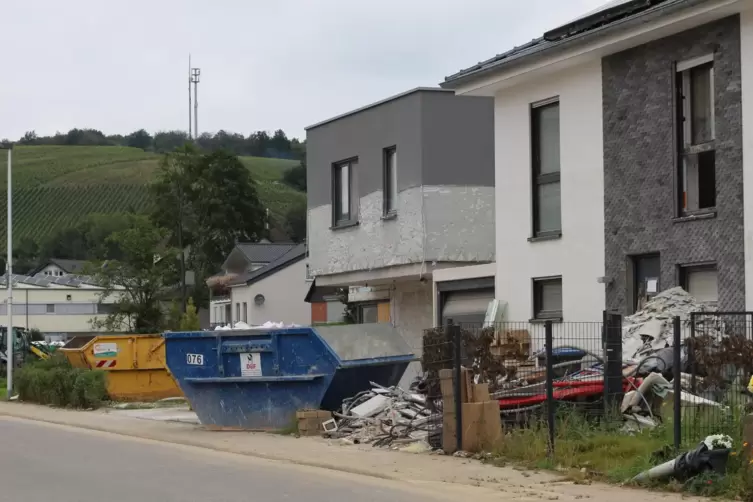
top-left (164, 324), bottom-right (416, 430)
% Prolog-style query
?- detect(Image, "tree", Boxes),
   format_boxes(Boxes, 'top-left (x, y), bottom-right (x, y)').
top-left (18, 131), bottom-right (38, 145)
top-left (39, 212), bottom-right (137, 261)
top-left (282, 160), bottom-right (306, 192)
top-left (151, 147), bottom-right (266, 307)
top-left (153, 131), bottom-right (190, 153)
top-left (269, 129), bottom-right (291, 157)
top-left (179, 298), bottom-right (200, 331)
top-left (125, 129), bottom-right (153, 150)
top-left (285, 200), bottom-right (307, 243)
top-left (88, 215), bottom-right (178, 333)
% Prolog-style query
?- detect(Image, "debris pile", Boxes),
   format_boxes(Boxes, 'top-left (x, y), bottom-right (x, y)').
top-left (324, 381), bottom-right (440, 449)
top-left (622, 287), bottom-right (719, 363)
top-left (214, 321), bottom-right (301, 331)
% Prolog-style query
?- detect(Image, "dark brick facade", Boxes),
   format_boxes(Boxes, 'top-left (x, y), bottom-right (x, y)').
top-left (602, 15), bottom-right (744, 314)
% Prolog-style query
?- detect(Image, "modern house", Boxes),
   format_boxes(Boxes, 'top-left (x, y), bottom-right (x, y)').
top-left (305, 87), bottom-right (495, 379)
top-left (0, 273), bottom-right (122, 335)
top-left (206, 241), bottom-right (297, 325)
top-left (442, 0), bottom-right (753, 319)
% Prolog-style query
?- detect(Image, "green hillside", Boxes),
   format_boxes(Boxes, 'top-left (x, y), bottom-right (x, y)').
top-left (0, 145), bottom-right (304, 243)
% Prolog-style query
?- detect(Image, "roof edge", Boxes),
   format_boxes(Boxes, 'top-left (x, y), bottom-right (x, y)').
top-left (305, 87), bottom-right (454, 131)
top-left (441, 0), bottom-right (710, 89)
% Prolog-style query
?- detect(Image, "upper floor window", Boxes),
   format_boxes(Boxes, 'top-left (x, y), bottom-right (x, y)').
top-left (531, 99), bottom-right (561, 238)
top-left (677, 55), bottom-right (715, 215)
top-left (383, 146), bottom-right (397, 216)
top-left (333, 159), bottom-right (354, 225)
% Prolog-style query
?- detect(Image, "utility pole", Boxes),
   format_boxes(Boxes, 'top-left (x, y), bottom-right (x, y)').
top-left (6, 148), bottom-right (13, 399)
top-left (190, 67), bottom-right (201, 139)
top-left (188, 54), bottom-right (193, 139)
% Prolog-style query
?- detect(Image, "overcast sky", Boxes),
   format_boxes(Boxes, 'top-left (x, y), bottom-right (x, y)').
top-left (0, 0), bottom-right (607, 141)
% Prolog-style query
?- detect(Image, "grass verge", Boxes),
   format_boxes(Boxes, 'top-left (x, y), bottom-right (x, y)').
top-left (491, 405), bottom-right (753, 499)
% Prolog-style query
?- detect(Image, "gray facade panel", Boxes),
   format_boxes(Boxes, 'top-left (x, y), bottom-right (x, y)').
top-left (420, 93), bottom-right (495, 187)
top-left (306, 92), bottom-right (423, 209)
top-left (602, 15), bottom-right (744, 314)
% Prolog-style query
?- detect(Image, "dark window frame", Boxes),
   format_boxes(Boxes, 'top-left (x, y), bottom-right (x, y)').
top-left (678, 262), bottom-right (718, 304)
top-left (675, 55), bottom-right (716, 217)
top-left (530, 98), bottom-right (562, 239)
top-left (354, 302), bottom-right (379, 324)
top-left (332, 157), bottom-right (357, 227)
top-left (382, 146), bottom-right (397, 217)
top-left (532, 276), bottom-right (563, 321)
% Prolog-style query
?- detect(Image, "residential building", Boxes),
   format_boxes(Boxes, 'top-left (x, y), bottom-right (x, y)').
top-left (0, 273), bottom-right (122, 335)
top-left (31, 259), bottom-right (87, 278)
top-left (206, 241), bottom-right (297, 325)
top-left (442, 0), bottom-right (753, 320)
top-left (227, 244), bottom-right (311, 326)
top-left (306, 87), bottom-right (495, 380)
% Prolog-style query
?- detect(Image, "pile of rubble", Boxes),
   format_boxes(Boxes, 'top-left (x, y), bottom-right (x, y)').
top-left (324, 382), bottom-right (440, 450)
top-left (622, 287), bottom-right (720, 364)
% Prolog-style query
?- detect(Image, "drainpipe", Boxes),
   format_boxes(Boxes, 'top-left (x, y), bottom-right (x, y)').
top-left (25, 289), bottom-right (28, 329)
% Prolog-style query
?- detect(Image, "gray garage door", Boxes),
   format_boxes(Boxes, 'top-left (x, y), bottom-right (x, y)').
top-left (441, 288), bottom-right (495, 326)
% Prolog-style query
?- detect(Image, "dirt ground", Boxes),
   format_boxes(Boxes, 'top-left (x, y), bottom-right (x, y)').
top-left (0, 402), bottom-right (702, 502)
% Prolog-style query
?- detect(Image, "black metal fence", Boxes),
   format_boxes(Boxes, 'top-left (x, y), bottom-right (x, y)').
top-left (681, 312), bottom-right (753, 445)
top-left (421, 310), bottom-right (753, 455)
top-left (422, 313), bottom-right (625, 455)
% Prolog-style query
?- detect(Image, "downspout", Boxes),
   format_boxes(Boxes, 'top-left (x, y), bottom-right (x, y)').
top-left (25, 289), bottom-right (28, 330)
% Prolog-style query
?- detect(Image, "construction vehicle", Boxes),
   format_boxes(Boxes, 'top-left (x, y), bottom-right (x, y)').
top-left (0, 326), bottom-right (50, 371)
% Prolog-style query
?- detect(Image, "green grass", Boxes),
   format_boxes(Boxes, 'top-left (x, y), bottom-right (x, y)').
top-left (0, 146), bottom-right (305, 242)
top-left (492, 406), bottom-right (753, 499)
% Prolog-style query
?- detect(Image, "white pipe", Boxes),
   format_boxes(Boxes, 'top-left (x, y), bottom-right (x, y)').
top-left (6, 148), bottom-right (12, 398)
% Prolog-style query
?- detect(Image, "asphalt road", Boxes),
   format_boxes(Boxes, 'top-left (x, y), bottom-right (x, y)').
top-left (0, 417), bottom-right (464, 502)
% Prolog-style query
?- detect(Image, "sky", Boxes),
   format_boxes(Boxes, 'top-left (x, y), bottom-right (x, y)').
top-left (0, 0), bottom-right (608, 142)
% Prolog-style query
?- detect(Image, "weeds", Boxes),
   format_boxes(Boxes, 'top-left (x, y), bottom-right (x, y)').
top-left (15, 353), bottom-right (108, 409)
top-left (491, 404), bottom-right (751, 499)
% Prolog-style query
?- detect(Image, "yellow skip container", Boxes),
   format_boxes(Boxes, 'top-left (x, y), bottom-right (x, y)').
top-left (60, 334), bottom-right (183, 402)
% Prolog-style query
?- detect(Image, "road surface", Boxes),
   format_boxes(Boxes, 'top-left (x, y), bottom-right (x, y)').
top-left (0, 417), bottom-right (474, 502)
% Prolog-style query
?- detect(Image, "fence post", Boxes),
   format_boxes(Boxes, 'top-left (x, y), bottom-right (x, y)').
top-left (603, 311), bottom-right (624, 414)
top-left (673, 316), bottom-right (682, 451)
top-left (450, 319), bottom-right (463, 453)
top-left (690, 312), bottom-right (696, 394)
top-left (545, 320), bottom-right (555, 458)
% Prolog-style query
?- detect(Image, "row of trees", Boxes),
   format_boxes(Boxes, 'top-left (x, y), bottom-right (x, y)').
top-left (15, 128), bottom-right (305, 160)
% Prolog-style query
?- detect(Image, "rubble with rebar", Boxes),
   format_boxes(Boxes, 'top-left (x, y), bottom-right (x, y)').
top-left (323, 381), bottom-right (440, 450)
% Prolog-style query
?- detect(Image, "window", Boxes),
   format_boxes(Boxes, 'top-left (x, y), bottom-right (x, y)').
top-left (680, 264), bottom-right (718, 304)
top-left (531, 99), bottom-right (561, 237)
top-left (242, 302), bottom-right (248, 323)
top-left (236, 303), bottom-right (240, 323)
top-left (355, 303), bottom-right (379, 324)
top-left (677, 55), bottom-right (716, 215)
top-left (533, 277), bottom-right (562, 320)
top-left (333, 159), bottom-right (354, 224)
top-left (45, 304), bottom-right (55, 314)
top-left (383, 146), bottom-right (397, 215)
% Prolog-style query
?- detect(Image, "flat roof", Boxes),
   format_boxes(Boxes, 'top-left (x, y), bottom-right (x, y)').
top-left (305, 87), bottom-right (454, 131)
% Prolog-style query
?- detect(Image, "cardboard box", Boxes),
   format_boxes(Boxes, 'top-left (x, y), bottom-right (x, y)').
top-left (461, 401), bottom-right (502, 452)
top-left (472, 383), bottom-right (491, 402)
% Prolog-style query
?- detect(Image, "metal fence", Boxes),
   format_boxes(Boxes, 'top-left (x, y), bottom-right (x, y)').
top-left (422, 313), bottom-right (625, 455)
top-left (681, 312), bottom-right (753, 444)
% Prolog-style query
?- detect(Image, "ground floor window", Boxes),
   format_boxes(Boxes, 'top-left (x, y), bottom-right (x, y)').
top-left (680, 263), bottom-right (718, 304)
top-left (532, 276), bottom-right (562, 320)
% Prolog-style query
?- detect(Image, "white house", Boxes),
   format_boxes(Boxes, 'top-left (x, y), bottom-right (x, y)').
top-left (442, 0), bottom-right (753, 321)
top-left (224, 243), bottom-right (311, 326)
top-left (31, 259), bottom-right (87, 278)
top-left (0, 273), bottom-right (122, 335)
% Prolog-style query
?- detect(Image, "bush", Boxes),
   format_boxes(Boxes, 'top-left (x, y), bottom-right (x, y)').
top-left (16, 353), bottom-right (108, 408)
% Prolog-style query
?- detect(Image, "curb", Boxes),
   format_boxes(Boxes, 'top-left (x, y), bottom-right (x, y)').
top-left (0, 410), bottom-right (397, 482)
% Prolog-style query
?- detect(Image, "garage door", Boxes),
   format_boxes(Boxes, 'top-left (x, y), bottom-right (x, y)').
top-left (441, 288), bottom-right (495, 326)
